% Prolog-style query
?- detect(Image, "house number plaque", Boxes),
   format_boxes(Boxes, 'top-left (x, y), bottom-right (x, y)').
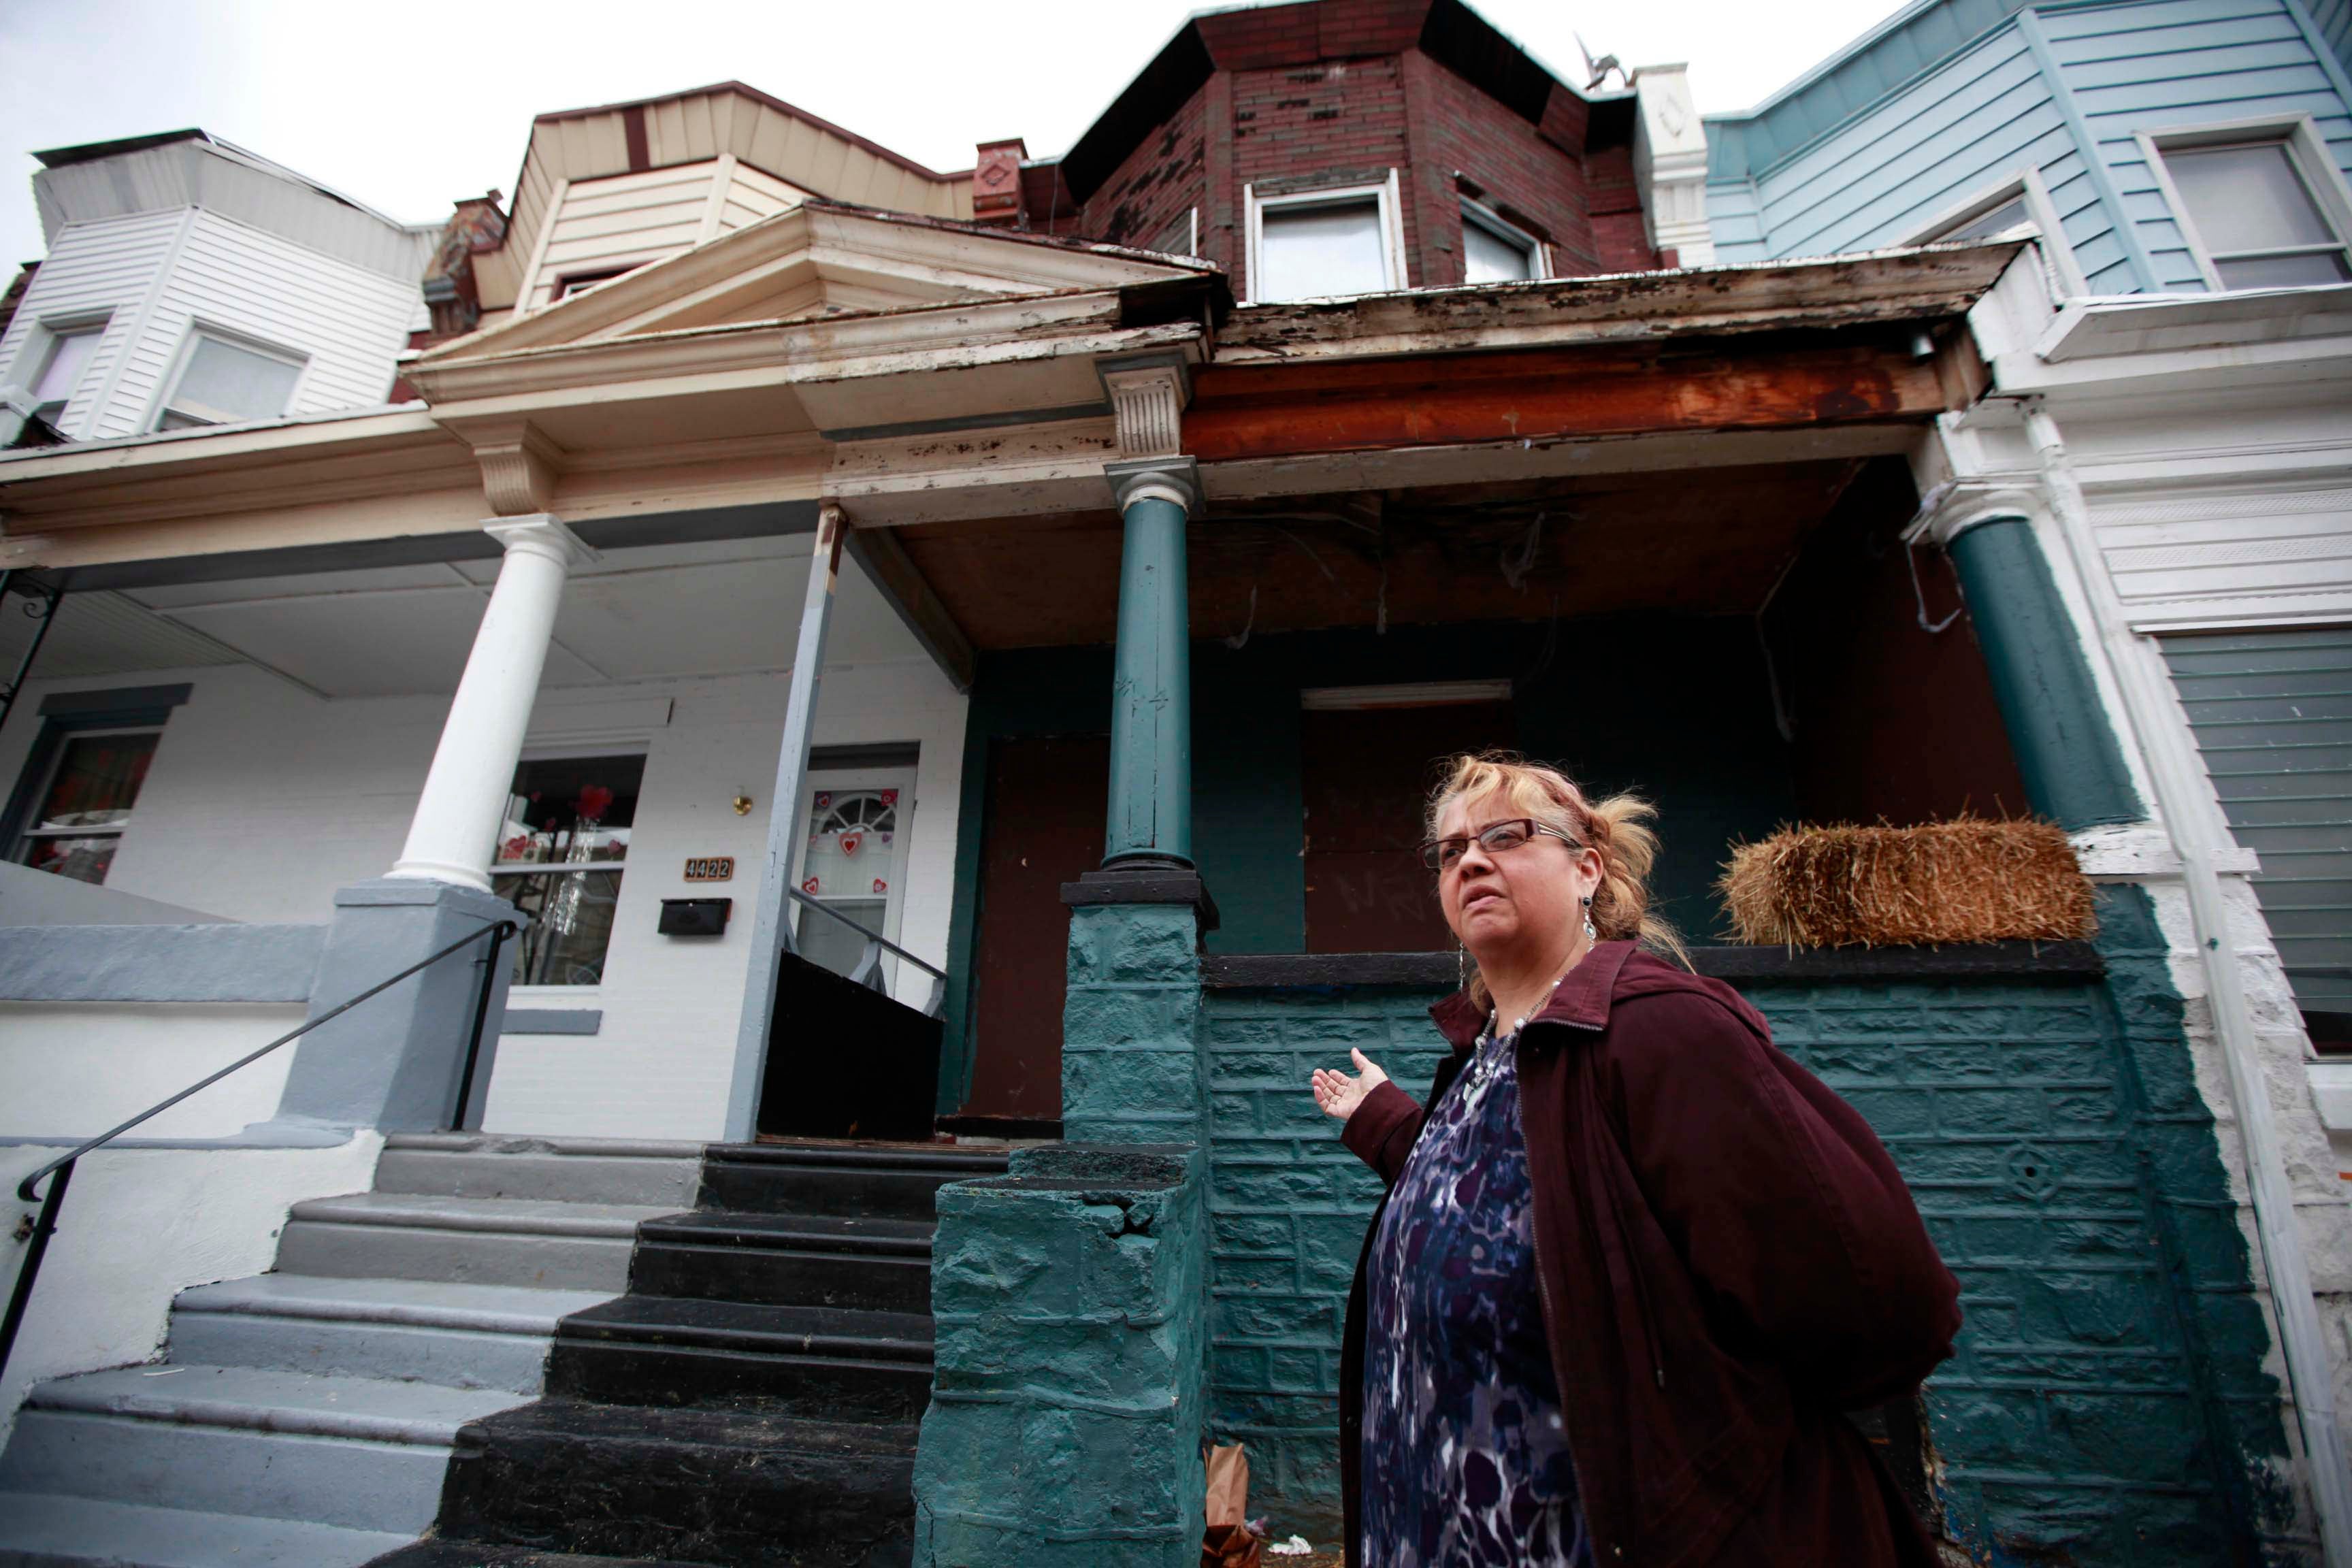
top-left (683, 856), bottom-right (735, 883)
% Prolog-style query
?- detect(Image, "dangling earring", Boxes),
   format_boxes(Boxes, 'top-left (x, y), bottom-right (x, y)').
top-left (1581, 894), bottom-right (1598, 945)
top-left (1456, 941), bottom-right (1468, 992)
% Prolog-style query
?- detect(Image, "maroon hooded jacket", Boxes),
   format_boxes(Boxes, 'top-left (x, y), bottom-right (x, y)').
top-left (1338, 941), bottom-right (1960, 1567)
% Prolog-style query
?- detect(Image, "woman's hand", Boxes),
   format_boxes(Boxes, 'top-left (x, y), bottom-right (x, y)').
top-left (1310, 1049), bottom-right (1390, 1124)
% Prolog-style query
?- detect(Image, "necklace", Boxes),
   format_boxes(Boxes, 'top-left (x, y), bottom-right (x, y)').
top-left (1478, 956), bottom-right (1580, 1047)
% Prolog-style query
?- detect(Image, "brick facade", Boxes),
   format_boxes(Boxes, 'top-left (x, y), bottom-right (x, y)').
top-left (1046, 0), bottom-right (1663, 299)
top-left (1198, 894), bottom-right (2295, 1556)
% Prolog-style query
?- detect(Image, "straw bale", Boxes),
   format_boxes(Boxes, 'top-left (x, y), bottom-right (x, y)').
top-left (1717, 817), bottom-right (2094, 949)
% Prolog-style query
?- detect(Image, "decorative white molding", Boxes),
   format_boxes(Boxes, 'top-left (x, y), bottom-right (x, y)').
top-left (1098, 355), bottom-right (1191, 460)
top-left (1913, 478), bottom-right (2048, 548)
top-left (1104, 455), bottom-right (1200, 515)
top-left (472, 420), bottom-right (564, 517)
top-left (1631, 65), bottom-right (1714, 267)
top-left (483, 511), bottom-right (595, 570)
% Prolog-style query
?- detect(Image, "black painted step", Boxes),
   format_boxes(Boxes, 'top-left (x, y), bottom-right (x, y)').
top-left (548, 1296), bottom-right (933, 1418)
top-left (367, 1540), bottom-right (712, 1567)
top-left (438, 1399), bottom-right (919, 1568)
top-left (699, 1143), bottom-right (1007, 1222)
top-left (630, 1211), bottom-right (934, 1312)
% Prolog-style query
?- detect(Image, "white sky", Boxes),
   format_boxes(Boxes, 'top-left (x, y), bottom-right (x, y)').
top-left (0, 0), bottom-right (1908, 265)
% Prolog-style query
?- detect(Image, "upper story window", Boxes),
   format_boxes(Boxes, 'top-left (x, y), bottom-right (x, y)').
top-left (1461, 201), bottom-right (1547, 284)
top-left (2152, 127), bottom-right (2352, 291)
top-left (555, 267), bottom-right (635, 299)
top-left (14, 728), bottom-right (159, 885)
top-left (26, 322), bottom-right (103, 428)
top-left (156, 331), bottom-right (305, 431)
top-left (1247, 175), bottom-right (1407, 304)
top-left (1932, 196), bottom-right (2031, 244)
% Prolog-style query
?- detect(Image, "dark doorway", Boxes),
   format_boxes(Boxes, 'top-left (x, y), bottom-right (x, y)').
top-left (963, 733), bottom-right (1110, 1120)
top-left (1303, 698), bottom-right (1515, 952)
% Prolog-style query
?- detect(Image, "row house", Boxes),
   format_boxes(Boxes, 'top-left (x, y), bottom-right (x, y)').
top-left (0, 0), bottom-right (2346, 1563)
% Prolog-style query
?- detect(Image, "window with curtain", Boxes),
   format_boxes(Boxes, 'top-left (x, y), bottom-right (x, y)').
top-left (14, 729), bottom-right (160, 885)
top-left (2160, 140), bottom-right (2352, 289)
top-left (156, 333), bottom-right (305, 431)
top-left (1461, 203), bottom-right (1540, 284)
top-left (489, 753), bottom-right (644, 987)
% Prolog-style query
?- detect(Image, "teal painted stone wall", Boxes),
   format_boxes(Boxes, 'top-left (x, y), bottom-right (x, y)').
top-left (915, 1145), bottom-right (1209, 1568)
top-left (1201, 902), bottom-right (2296, 1559)
top-left (1063, 904), bottom-right (1205, 1146)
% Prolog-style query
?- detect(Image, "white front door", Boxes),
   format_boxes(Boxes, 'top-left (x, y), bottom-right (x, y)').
top-left (789, 766), bottom-right (917, 1000)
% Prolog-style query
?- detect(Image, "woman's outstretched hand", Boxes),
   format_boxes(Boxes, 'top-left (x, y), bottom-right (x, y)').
top-left (1311, 1049), bottom-right (1390, 1124)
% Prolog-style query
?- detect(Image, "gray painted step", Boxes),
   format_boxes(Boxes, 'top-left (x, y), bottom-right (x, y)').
top-left (0, 1365), bottom-right (521, 1539)
top-left (374, 1134), bottom-right (704, 1208)
top-left (277, 1194), bottom-right (672, 1292)
top-left (170, 1277), bottom-right (612, 1394)
top-left (0, 1491), bottom-right (413, 1568)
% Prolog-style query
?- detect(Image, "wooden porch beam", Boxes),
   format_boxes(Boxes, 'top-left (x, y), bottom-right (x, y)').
top-left (845, 520), bottom-right (978, 693)
top-left (1183, 333), bottom-right (1960, 465)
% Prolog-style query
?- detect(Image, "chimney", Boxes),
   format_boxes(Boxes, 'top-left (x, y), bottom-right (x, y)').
top-left (972, 138), bottom-right (1029, 226)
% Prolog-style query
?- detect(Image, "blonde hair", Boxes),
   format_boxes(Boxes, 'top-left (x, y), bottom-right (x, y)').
top-left (1427, 751), bottom-right (1690, 1002)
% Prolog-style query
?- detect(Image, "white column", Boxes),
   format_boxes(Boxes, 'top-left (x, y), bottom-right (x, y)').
top-left (389, 514), bottom-right (592, 889)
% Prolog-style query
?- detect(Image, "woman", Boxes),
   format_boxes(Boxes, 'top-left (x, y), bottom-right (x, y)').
top-left (1310, 754), bottom-right (1959, 1567)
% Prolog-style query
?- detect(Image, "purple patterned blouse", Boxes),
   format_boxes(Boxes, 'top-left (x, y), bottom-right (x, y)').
top-left (1360, 1030), bottom-right (1592, 1566)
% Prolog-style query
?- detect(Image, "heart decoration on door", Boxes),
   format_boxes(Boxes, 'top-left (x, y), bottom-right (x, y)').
top-left (838, 832), bottom-right (864, 858)
top-left (801, 875), bottom-right (820, 894)
top-left (872, 879), bottom-right (887, 894)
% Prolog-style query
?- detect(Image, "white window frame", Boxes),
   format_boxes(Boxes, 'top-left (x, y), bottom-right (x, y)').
top-left (1459, 198), bottom-right (1551, 284)
top-left (491, 742), bottom-right (650, 999)
top-left (2137, 114), bottom-right (2352, 293)
top-left (12, 722), bottom-right (161, 881)
top-left (1906, 166), bottom-right (2089, 298)
top-left (150, 324), bottom-right (310, 434)
top-left (14, 313), bottom-right (110, 429)
top-left (1243, 171), bottom-right (1409, 304)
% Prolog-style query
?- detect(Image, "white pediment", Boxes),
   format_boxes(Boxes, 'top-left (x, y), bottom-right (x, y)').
top-left (419, 200), bottom-right (1210, 364)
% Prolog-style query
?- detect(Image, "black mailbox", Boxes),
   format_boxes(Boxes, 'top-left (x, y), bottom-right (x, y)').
top-left (658, 897), bottom-right (731, 937)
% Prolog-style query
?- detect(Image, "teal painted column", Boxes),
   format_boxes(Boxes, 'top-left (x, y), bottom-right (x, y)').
top-left (1103, 458), bottom-right (1198, 868)
top-left (1946, 514), bottom-right (2144, 830)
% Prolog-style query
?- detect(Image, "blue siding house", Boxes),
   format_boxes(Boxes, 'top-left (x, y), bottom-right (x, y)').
top-left (1708, 0), bottom-right (2352, 293)
top-left (1703, 1), bottom-right (2352, 1563)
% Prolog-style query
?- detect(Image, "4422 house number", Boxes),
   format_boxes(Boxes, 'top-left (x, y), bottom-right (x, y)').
top-left (683, 857), bottom-right (735, 883)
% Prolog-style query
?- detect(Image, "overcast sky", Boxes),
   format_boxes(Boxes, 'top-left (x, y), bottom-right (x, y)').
top-left (0, 0), bottom-right (1907, 264)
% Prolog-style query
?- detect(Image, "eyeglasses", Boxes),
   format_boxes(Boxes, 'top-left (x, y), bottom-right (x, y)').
top-left (1420, 818), bottom-right (1579, 872)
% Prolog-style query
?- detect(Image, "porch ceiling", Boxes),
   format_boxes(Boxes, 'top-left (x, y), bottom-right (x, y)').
top-left (896, 459), bottom-right (1872, 650)
top-left (3, 533), bottom-right (928, 699)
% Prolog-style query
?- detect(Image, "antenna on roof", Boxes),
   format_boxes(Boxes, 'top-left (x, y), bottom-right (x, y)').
top-left (1573, 32), bottom-right (1627, 91)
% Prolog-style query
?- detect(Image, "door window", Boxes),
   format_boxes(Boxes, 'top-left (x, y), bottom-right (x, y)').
top-left (792, 770), bottom-right (917, 992)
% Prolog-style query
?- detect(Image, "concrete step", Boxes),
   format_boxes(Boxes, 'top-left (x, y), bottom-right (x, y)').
top-left (629, 1211), bottom-right (935, 1312)
top-left (374, 1134), bottom-right (704, 1209)
top-left (169, 1276), bottom-right (615, 1394)
top-left (437, 1399), bottom-right (918, 1567)
top-left (0, 1364), bottom-right (523, 1533)
top-left (277, 1194), bottom-right (673, 1292)
top-left (0, 1491), bottom-right (414, 1568)
top-left (548, 1297), bottom-right (932, 1419)
top-left (698, 1141), bottom-right (1007, 1222)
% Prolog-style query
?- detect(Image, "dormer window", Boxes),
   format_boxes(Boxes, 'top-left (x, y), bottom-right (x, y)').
top-left (155, 331), bottom-right (304, 431)
top-left (1245, 174), bottom-right (1408, 304)
top-left (1461, 201), bottom-right (1546, 284)
top-left (26, 322), bottom-right (103, 429)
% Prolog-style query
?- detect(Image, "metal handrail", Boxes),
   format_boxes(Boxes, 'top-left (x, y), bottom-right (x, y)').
top-left (783, 887), bottom-right (946, 1017)
top-left (0, 917), bottom-right (515, 1388)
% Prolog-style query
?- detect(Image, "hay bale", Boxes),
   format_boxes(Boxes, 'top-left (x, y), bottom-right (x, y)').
top-left (1717, 817), bottom-right (2095, 949)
